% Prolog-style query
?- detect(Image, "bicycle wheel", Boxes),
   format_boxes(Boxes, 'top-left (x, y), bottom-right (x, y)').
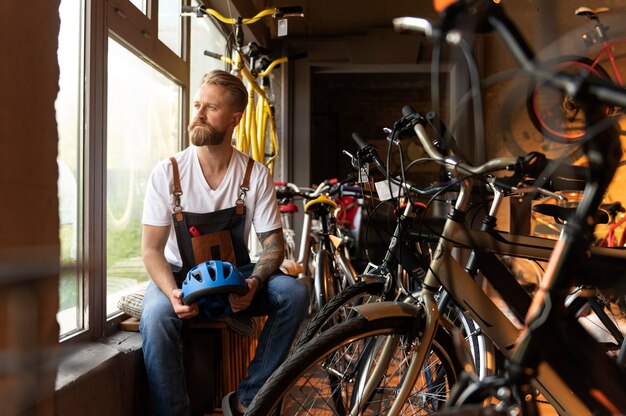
top-left (246, 315), bottom-right (465, 415)
top-left (441, 301), bottom-right (496, 380)
top-left (294, 279), bottom-right (386, 348)
top-left (527, 55), bottom-right (613, 144)
top-left (312, 248), bottom-right (334, 311)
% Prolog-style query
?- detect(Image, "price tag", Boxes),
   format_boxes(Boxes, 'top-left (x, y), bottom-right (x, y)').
top-left (358, 164), bottom-right (369, 183)
top-left (277, 19), bottom-right (288, 37)
top-left (375, 180), bottom-right (401, 201)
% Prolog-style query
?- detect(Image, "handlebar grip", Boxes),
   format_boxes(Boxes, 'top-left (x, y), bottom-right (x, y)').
top-left (402, 105), bottom-right (416, 117)
top-left (204, 50), bottom-right (222, 60)
top-left (352, 132), bottom-right (370, 149)
top-left (546, 164), bottom-right (588, 192)
top-left (276, 6), bottom-right (304, 16)
top-left (181, 5), bottom-right (204, 17)
top-left (289, 52), bottom-right (308, 61)
top-left (392, 17), bottom-right (434, 37)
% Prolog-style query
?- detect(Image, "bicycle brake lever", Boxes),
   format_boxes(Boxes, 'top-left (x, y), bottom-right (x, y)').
top-left (342, 150), bottom-right (360, 169)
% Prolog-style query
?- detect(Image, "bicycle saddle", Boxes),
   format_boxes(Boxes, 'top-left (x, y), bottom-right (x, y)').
top-left (601, 201), bottom-right (625, 217)
top-left (304, 195), bottom-right (338, 214)
top-left (575, 6), bottom-right (610, 17)
top-left (532, 203), bottom-right (609, 225)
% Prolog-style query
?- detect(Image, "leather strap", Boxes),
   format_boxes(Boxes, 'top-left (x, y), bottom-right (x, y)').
top-left (236, 158), bottom-right (255, 215)
top-left (170, 155), bottom-right (254, 218)
top-left (170, 157), bottom-right (184, 223)
top-left (243, 157), bottom-right (254, 188)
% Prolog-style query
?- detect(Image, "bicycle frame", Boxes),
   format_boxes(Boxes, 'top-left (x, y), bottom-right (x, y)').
top-left (209, 51), bottom-right (280, 173)
top-left (353, 180), bottom-right (589, 415)
top-left (582, 14), bottom-right (626, 86)
top-left (187, 5), bottom-right (303, 175)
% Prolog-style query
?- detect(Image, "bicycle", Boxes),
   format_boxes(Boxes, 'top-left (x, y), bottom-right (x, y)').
top-left (527, 6), bottom-right (626, 144)
top-left (275, 178), bottom-right (362, 315)
top-left (245, 23), bottom-right (626, 411)
top-left (292, 125), bottom-right (496, 380)
top-left (396, 2), bottom-right (626, 414)
top-left (182, 5), bottom-right (305, 175)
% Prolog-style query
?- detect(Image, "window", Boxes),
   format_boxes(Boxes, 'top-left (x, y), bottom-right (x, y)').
top-left (129, 0), bottom-right (147, 14)
top-left (106, 37), bottom-right (181, 316)
top-left (56, 0), bottom-right (84, 338)
top-left (189, 0), bottom-right (227, 106)
top-left (158, 0), bottom-right (183, 56)
top-left (56, 0), bottom-right (229, 341)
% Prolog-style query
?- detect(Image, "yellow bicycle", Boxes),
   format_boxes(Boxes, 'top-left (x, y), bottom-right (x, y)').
top-left (182, 5), bottom-right (305, 175)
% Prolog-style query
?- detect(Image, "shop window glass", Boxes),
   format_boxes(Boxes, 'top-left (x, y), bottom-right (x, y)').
top-left (158, 0), bottom-right (183, 56)
top-left (56, 0), bottom-right (84, 338)
top-left (129, 0), bottom-right (147, 14)
top-left (106, 37), bottom-right (180, 316)
top-left (189, 0), bottom-right (227, 107)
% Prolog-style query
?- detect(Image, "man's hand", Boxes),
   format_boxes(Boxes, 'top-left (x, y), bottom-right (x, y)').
top-left (229, 278), bottom-right (259, 313)
top-left (170, 289), bottom-right (200, 319)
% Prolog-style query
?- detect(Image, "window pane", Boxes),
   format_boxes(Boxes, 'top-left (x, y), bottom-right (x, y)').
top-left (56, 0), bottom-right (84, 338)
top-left (190, 0), bottom-right (226, 107)
top-left (158, 0), bottom-right (182, 56)
top-left (107, 37), bottom-right (181, 316)
top-left (129, 0), bottom-right (147, 14)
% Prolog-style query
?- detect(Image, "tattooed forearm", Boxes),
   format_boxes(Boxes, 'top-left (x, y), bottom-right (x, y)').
top-left (252, 228), bottom-right (285, 283)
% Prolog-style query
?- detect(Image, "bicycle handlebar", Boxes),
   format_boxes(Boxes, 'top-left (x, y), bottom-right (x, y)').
top-left (401, 105), bottom-right (518, 175)
top-left (355, 107), bottom-right (587, 198)
top-left (394, 2), bottom-right (626, 109)
top-left (351, 132), bottom-right (458, 197)
top-left (275, 177), bottom-right (361, 201)
top-left (274, 6), bottom-right (304, 18)
top-left (182, 5), bottom-right (303, 25)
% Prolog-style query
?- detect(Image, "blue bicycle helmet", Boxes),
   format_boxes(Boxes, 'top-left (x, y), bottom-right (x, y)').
top-left (182, 260), bottom-right (248, 308)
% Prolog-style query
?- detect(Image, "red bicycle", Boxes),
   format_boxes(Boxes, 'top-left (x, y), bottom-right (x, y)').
top-left (527, 6), bottom-right (626, 144)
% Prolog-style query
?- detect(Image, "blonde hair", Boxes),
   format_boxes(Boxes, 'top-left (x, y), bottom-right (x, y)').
top-left (200, 70), bottom-right (248, 112)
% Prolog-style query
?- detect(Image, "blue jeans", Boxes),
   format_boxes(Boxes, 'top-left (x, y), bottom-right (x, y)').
top-left (140, 264), bottom-right (309, 416)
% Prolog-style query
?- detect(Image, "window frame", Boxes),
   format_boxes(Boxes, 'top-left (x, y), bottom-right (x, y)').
top-left (62, 0), bottom-right (191, 342)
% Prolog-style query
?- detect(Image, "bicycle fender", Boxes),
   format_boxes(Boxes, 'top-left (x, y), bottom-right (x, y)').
top-left (353, 301), bottom-right (420, 321)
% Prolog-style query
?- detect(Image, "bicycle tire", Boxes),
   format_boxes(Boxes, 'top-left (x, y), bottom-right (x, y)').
top-left (312, 248), bottom-right (334, 311)
top-left (526, 55), bottom-right (613, 144)
top-left (294, 280), bottom-right (385, 349)
top-left (246, 315), bottom-right (465, 415)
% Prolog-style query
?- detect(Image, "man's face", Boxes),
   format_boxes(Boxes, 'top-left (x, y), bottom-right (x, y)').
top-left (188, 84), bottom-right (241, 146)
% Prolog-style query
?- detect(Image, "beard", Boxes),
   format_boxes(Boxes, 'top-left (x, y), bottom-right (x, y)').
top-left (188, 121), bottom-right (227, 146)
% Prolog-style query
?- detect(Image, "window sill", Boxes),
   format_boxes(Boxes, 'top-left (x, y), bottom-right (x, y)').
top-left (55, 330), bottom-right (148, 415)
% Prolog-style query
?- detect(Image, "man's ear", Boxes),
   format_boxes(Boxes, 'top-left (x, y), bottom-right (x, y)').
top-left (231, 111), bottom-right (243, 127)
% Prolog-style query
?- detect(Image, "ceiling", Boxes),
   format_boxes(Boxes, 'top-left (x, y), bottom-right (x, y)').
top-left (230, 0), bottom-right (440, 41)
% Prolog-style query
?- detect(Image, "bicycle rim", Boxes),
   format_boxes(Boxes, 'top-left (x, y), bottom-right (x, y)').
top-left (441, 302), bottom-right (495, 380)
top-left (247, 315), bottom-right (463, 415)
top-left (527, 56), bottom-right (613, 144)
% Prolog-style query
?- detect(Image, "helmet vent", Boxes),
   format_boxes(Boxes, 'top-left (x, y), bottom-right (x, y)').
top-left (191, 270), bottom-right (202, 282)
top-left (208, 265), bottom-right (217, 281)
top-left (223, 264), bottom-right (231, 277)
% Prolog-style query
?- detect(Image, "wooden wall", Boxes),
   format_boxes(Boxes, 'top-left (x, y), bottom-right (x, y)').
top-left (0, 1), bottom-right (61, 415)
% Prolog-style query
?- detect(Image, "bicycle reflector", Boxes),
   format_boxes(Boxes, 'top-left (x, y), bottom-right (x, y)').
top-left (182, 260), bottom-right (248, 318)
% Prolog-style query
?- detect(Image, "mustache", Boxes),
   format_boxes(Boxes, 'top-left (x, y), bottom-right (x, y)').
top-left (189, 121), bottom-right (209, 130)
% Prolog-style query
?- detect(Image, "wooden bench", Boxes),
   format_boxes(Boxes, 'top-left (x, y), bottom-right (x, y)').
top-left (120, 317), bottom-right (264, 415)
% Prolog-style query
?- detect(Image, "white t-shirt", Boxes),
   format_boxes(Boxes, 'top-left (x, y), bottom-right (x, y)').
top-left (142, 146), bottom-right (281, 267)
